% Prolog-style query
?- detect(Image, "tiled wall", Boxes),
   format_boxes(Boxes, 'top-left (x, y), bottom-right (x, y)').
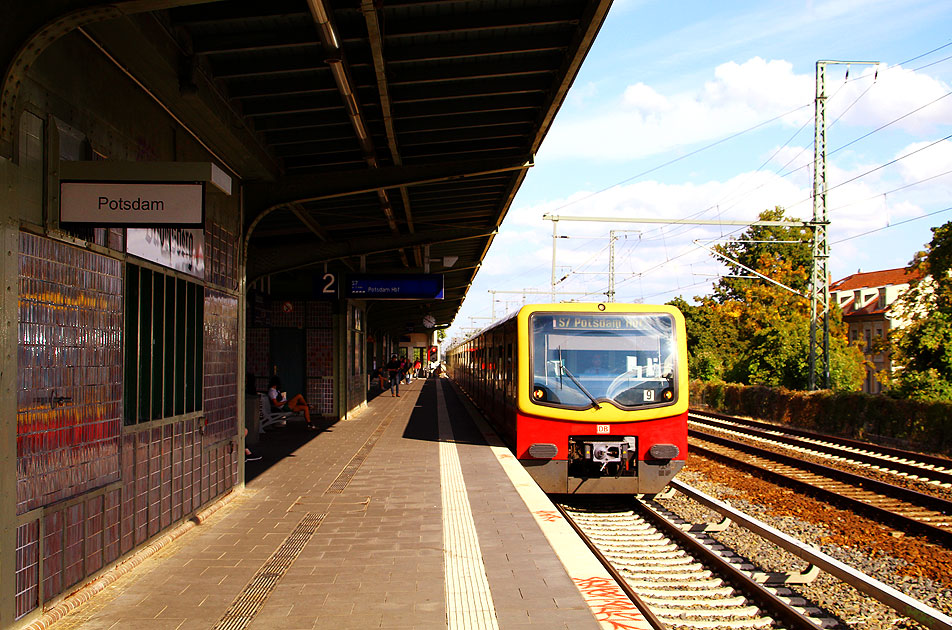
top-left (13, 232), bottom-right (239, 620)
top-left (345, 307), bottom-right (366, 413)
top-left (247, 300), bottom-right (336, 416)
top-left (246, 328), bottom-right (269, 393)
top-left (204, 289), bottom-right (239, 444)
top-left (16, 233), bottom-right (123, 514)
top-left (306, 302), bottom-right (334, 418)
top-left (14, 521), bottom-right (39, 622)
top-left (206, 218), bottom-right (238, 291)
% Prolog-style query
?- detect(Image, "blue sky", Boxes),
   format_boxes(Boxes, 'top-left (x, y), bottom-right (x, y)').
top-left (444, 0), bottom-right (952, 343)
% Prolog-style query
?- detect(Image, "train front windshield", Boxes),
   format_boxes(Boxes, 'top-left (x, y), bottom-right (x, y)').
top-left (530, 312), bottom-right (678, 409)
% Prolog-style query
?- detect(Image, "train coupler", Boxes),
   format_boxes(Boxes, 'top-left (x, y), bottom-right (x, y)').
top-left (570, 436), bottom-right (637, 478)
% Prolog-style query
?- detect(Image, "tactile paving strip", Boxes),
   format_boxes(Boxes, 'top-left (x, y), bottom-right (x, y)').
top-left (436, 381), bottom-right (499, 630)
top-left (323, 407), bottom-right (397, 495)
top-left (212, 512), bottom-right (326, 630)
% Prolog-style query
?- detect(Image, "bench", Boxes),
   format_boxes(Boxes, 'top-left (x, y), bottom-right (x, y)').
top-left (258, 393), bottom-right (305, 432)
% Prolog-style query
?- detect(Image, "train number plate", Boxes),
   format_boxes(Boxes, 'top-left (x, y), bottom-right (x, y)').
top-left (596, 424), bottom-right (610, 434)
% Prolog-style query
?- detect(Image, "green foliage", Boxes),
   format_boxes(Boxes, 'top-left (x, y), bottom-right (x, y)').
top-left (690, 380), bottom-right (952, 456)
top-left (889, 221), bottom-right (952, 401)
top-left (712, 206), bottom-right (813, 303)
top-left (669, 207), bottom-right (863, 391)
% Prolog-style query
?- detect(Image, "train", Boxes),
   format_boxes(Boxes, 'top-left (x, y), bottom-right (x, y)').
top-left (446, 302), bottom-right (688, 494)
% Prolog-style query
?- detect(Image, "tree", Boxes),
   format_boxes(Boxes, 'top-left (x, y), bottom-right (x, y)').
top-left (889, 222), bottom-right (952, 401)
top-left (712, 206), bottom-right (813, 303)
top-left (672, 207), bottom-right (863, 390)
top-left (668, 296), bottom-right (739, 381)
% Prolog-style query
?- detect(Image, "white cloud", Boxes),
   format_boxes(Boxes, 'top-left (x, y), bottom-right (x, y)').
top-left (622, 82), bottom-right (671, 113)
top-left (896, 138), bottom-right (952, 184)
top-left (541, 57), bottom-right (814, 162)
top-left (703, 58), bottom-right (812, 113)
top-left (830, 65), bottom-right (952, 133)
top-left (539, 57), bottom-right (951, 164)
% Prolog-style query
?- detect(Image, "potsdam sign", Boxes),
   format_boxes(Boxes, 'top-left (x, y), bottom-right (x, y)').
top-left (60, 181), bottom-right (205, 226)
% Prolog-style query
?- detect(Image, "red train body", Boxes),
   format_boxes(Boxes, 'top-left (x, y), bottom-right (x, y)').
top-left (447, 303), bottom-right (688, 494)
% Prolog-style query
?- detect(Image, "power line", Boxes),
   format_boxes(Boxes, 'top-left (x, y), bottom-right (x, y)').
top-left (832, 205), bottom-right (952, 245)
top-left (900, 41), bottom-right (952, 67)
top-left (829, 90), bottom-right (952, 158)
top-left (550, 102), bottom-right (813, 213)
top-left (556, 44), bottom-right (952, 233)
top-left (827, 168), bottom-right (952, 214)
top-left (790, 132), bottom-right (952, 214)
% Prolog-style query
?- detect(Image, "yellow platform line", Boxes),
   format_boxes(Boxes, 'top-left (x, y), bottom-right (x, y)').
top-left (437, 382), bottom-right (500, 630)
top-left (448, 380), bottom-right (653, 630)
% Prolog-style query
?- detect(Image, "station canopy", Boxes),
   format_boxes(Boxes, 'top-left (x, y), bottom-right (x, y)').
top-left (3, 0), bottom-right (613, 334)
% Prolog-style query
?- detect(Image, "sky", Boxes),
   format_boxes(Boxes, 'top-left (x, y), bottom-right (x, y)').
top-left (443, 0), bottom-right (952, 345)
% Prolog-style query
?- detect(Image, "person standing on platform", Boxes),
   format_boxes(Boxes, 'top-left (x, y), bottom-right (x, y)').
top-left (413, 358), bottom-right (422, 379)
top-left (268, 376), bottom-right (314, 428)
top-left (386, 354), bottom-right (403, 397)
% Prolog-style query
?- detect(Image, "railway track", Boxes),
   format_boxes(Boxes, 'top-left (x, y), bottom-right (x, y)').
top-left (688, 415), bottom-right (952, 547)
top-left (556, 481), bottom-right (952, 630)
top-left (558, 493), bottom-right (832, 629)
top-left (689, 410), bottom-right (952, 489)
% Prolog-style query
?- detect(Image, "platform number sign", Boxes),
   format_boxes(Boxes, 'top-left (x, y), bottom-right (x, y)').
top-left (596, 424), bottom-right (610, 434)
top-left (315, 272), bottom-right (339, 300)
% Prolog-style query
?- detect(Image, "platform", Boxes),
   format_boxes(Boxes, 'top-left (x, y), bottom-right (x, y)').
top-left (42, 378), bottom-right (651, 630)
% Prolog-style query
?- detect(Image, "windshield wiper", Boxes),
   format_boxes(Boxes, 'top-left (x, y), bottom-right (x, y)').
top-left (558, 360), bottom-right (601, 410)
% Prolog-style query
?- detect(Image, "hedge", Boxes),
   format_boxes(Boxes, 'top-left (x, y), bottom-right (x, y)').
top-left (689, 380), bottom-right (952, 457)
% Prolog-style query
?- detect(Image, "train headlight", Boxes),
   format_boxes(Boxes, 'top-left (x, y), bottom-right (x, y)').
top-left (532, 387), bottom-right (546, 400)
top-left (662, 388), bottom-right (673, 401)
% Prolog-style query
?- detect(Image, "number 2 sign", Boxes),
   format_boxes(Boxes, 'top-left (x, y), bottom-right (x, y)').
top-left (314, 272), bottom-right (338, 300)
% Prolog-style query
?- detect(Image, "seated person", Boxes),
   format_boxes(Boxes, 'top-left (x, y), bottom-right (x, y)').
top-left (268, 376), bottom-right (314, 429)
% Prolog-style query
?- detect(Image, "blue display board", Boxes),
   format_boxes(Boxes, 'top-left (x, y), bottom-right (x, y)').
top-left (347, 274), bottom-right (444, 300)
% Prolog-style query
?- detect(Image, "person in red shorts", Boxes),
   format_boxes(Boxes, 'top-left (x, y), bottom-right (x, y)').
top-left (268, 376), bottom-right (314, 428)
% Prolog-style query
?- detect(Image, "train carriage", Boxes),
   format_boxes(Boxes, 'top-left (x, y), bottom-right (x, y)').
top-left (447, 303), bottom-right (688, 494)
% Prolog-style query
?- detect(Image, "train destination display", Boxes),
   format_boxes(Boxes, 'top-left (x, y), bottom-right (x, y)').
top-left (347, 274), bottom-right (444, 300)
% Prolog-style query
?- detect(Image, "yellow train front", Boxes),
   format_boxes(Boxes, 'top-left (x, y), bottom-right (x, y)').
top-left (447, 303), bottom-right (688, 494)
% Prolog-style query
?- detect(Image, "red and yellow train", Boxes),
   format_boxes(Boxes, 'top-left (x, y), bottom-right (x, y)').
top-left (447, 303), bottom-right (688, 494)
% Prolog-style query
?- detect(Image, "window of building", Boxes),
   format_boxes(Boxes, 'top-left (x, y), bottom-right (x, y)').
top-left (124, 263), bottom-right (204, 424)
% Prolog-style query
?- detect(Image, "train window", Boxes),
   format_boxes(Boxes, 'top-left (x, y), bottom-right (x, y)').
top-left (506, 342), bottom-right (513, 392)
top-left (497, 345), bottom-right (503, 381)
top-left (529, 312), bottom-right (678, 410)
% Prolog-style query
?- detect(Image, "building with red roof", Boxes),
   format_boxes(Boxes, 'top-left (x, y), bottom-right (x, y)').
top-left (830, 267), bottom-right (922, 393)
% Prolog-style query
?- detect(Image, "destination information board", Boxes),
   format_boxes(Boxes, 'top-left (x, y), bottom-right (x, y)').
top-left (347, 274), bottom-right (444, 300)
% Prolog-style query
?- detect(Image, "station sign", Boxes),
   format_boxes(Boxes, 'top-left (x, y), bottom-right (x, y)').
top-left (60, 181), bottom-right (205, 227)
top-left (127, 228), bottom-right (205, 279)
top-left (347, 274), bottom-right (444, 300)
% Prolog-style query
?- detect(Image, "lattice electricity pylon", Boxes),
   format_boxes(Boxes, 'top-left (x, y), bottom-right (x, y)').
top-left (809, 60), bottom-right (878, 390)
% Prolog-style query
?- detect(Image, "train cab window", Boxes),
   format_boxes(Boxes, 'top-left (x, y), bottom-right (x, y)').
top-left (529, 312), bottom-right (678, 410)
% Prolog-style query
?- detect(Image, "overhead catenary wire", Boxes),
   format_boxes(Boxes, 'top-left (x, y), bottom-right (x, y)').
top-left (557, 44), bottom-right (950, 238)
top-left (448, 43), bottom-right (952, 334)
top-left (832, 205), bottom-right (952, 245)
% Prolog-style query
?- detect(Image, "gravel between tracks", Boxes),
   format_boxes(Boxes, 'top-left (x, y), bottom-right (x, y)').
top-left (661, 455), bottom-right (952, 629)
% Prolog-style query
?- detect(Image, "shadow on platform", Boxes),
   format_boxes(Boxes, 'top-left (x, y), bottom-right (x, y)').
top-left (402, 377), bottom-right (487, 446)
top-left (244, 419), bottom-right (335, 483)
